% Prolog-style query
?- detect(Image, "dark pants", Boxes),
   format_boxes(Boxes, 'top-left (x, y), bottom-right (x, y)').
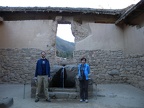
top-left (79, 80), bottom-right (88, 100)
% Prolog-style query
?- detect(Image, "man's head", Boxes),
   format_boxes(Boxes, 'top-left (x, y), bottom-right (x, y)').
top-left (41, 51), bottom-right (46, 58)
top-left (81, 57), bottom-right (86, 64)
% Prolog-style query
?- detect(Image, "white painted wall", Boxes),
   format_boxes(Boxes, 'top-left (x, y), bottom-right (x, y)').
top-left (75, 23), bottom-right (124, 51)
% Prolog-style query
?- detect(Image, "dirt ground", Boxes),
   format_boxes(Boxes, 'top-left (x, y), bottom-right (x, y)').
top-left (0, 83), bottom-right (144, 108)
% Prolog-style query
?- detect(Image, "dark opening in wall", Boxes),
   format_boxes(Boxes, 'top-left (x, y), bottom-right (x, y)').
top-left (49, 67), bottom-right (76, 88)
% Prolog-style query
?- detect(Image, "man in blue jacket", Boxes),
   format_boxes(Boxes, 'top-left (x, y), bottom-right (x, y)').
top-left (34, 51), bottom-right (51, 102)
top-left (78, 57), bottom-right (90, 103)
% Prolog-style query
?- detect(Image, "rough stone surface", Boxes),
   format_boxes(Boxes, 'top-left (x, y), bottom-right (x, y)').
top-left (0, 48), bottom-right (144, 91)
top-left (71, 21), bottom-right (91, 42)
top-left (0, 97), bottom-right (13, 108)
top-left (0, 48), bottom-right (55, 84)
top-left (49, 64), bottom-right (78, 88)
top-left (74, 50), bottom-right (144, 90)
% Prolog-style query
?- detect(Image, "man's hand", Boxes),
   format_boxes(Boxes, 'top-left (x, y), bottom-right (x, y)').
top-left (48, 77), bottom-right (51, 81)
top-left (33, 77), bottom-right (37, 83)
top-left (76, 75), bottom-right (79, 79)
top-left (33, 77), bottom-right (37, 80)
top-left (88, 73), bottom-right (91, 77)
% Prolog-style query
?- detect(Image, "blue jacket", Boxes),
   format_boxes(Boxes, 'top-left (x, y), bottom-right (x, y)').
top-left (78, 63), bottom-right (90, 80)
top-left (35, 58), bottom-right (50, 77)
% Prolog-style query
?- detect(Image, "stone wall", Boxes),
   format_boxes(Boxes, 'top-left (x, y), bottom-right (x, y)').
top-left (74, 50), bottom-right (126, 84)
top-left (1, 48), bottom-right (143, 91)
top-left (0, 48), bottom-right (55, 84)
top-left (74, 50), bottom-right (144, 90)
top-left (123, 24), bottom-right (144, 90)
top-left (125, 55), bottom-right (144, 90)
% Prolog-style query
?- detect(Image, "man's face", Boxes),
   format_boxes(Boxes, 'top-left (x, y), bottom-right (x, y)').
top-left (41, 52), bottom-right (46, 58)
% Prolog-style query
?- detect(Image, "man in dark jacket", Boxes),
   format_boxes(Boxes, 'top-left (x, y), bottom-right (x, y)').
top-left (34, 51), bottom-right (51, 102)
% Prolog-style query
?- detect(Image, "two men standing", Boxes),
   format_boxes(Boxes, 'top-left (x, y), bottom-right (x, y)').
top-left (34, 51), bottom-right (51, 102)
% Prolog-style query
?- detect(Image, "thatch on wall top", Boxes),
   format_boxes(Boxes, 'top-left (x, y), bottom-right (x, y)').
top-left (0, 6), bottom-right (122, 15)
top-left (0, 0), bottom-right (143, 25)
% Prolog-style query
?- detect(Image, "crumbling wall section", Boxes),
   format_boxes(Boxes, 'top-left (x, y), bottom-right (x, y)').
top-left (71, 21), bottom-right (91, 42)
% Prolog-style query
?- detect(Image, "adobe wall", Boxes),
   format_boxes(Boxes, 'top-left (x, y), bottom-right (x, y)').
top-left (73, 23), bottom-right (124, 51)
top-left (73, 22), bottom-right (126, 84)
top-left (73, 21), bottom-right (144, 90)
top-left (123, 24), bottom-right (144, 90)
top-left (0, 20), bottom-right (57, 83)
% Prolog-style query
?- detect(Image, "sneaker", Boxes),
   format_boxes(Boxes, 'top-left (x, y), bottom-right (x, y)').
top-left (80, 99), bottom-right (83, 102)
top-left (35, 98), bottom-right (39, 102)
top-left (85, 99), bottom-right (88, 103)
top-left (46, 99), bottom-right (51, 102)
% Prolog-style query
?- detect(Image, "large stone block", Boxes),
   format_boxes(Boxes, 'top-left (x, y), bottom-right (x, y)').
top-left (0, 97), bottom-right (13, 108)
top-left (50, 92), bottom-right (78, 99)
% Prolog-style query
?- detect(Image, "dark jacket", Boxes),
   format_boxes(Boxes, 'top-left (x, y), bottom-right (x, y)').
top-left (35, 58), bottom-right (50, 77)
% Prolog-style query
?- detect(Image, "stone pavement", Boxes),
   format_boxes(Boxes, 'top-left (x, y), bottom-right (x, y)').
top-left (0, 83), bottom-right (144, 108)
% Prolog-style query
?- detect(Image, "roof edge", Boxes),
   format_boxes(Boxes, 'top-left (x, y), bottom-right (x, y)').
top-left (115, 0), bottom-right (143, 25)
top-left (0, 6), bottom-right (122, 15)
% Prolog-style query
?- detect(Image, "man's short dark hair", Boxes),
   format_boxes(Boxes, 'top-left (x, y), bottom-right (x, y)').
top-left (81, 57), bottom-right (86, 61)
top-left (41, 51), bottom-right (46, 55)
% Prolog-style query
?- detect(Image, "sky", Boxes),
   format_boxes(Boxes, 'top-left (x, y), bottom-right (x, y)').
top-left (0, 0), bottom-right (140, 42)
top-left (57, 24), bottom-right (74, 42)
